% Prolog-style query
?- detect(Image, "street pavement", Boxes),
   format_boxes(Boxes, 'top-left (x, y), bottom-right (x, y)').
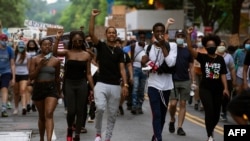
top-left (0, 97), bottom-right (236, 141)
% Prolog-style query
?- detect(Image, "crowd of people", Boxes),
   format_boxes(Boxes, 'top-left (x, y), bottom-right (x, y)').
top-left (0, 9), bottom-right (250, 141)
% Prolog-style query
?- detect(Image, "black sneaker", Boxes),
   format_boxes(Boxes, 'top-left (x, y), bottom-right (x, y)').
top-left (27, 104), bottom-right (31, 112)
top-left (177, 127), bottom-right (186, 136)
top-left (119, 106), bottom-right (124, 115)
top-left (1, 111), bottom-right (8, 117)
top-left (137, 107), bottom-right (143, 114)
top-left (32, 104), bottom-right (36, 112)
top-left (22, 108), bottom-right (27, 115)
top-left (169, 121), bottom-right (175, 133)
top-left (131, 108), bottom-right (137, 115)
top-left (194, 104), bottom-right (198, 110)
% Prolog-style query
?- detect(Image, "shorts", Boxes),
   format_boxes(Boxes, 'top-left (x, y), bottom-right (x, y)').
top-left (32, 81), bottom-right (58, 101)
top-left (0, 73), bottom-right (12, 89)
top-left (15, 75), bottom-right (29, 82)
top-left (170, 80), bottom-right (191, 101)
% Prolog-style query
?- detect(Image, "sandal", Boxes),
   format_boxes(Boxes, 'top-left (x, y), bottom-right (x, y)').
top-left (80, 127), bottom-right (87, 133)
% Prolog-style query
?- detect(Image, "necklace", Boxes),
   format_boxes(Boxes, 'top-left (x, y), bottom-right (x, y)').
top-left (107, 46), bottom-right (115, 54)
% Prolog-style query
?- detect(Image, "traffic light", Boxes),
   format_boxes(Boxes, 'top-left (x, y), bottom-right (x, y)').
top-left (148, 0), bottom-right (154, 5)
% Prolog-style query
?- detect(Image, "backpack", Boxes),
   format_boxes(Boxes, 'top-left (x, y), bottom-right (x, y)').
top-left (146, 42), bottom-right (176, 74)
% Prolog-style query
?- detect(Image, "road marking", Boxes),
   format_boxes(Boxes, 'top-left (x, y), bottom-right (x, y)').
top-left (175, 108), bottom-right (224, 135)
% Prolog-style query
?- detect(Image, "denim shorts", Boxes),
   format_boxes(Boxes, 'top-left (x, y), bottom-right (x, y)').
top-left (32, 81), bottom-right (58, 101)
top-left (0, 73), bottom-right (12, 89)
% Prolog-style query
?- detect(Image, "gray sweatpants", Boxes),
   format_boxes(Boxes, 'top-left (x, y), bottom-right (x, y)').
top-left (94, 82), bottom-right (121, 140)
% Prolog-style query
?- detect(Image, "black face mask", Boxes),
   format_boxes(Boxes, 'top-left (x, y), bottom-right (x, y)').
top-left (206, 46), bottom-right (217, 55)
top-left (87, 42), bottom-right (93, 48)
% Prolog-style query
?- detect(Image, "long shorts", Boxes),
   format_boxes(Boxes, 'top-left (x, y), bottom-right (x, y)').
top-left (0, 73), bottom-right (12, 89)
top-left (32, 81), bottom-right (58, 101)
top-left (169, 80), bottom-right (191, 101)
top-left (15, 75), bottom-right (29, 82)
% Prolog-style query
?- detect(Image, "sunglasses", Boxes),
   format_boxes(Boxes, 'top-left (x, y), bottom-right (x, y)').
top-left (72, 40), bottom-right (84, 43)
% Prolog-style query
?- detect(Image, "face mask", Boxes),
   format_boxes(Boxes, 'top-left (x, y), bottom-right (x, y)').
top-left (44, 52), bottom-right (52, 60)
top-left (206, 46), bottom-right (217, 55)
top-left (217, 46), bottom-right (226, 54)
top-left (7, 42), bottom-right (13, 47)
top-left (245, 44), bottom-right (250, 51)
top-left (196, 42), bottom-right (203, 48)
top-left (176, 38), bottom-right (184, 45)
top-left (87, 42), bottom-right (93, 48)
top-left (0, 41), bottom-right (7, 47)
top-left (18, 47), bottom-right (25, 53)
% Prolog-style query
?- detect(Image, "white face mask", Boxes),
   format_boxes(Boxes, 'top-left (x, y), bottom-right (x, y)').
top-left (217, 46), bottom-right (226, 54)
top-left (176, 38), bottom-right (184, 45)
top-left (196, 42), bottom-right (203, 48)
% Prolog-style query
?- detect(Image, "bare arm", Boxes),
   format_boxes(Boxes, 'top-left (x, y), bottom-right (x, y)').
top-left (89, 9), bottom-right (100, 45)
top-left (221, 74), bottom-right (229, 97)
top-left (243, 65), bottom-right (249, 90)
top-left (10, 58), bottom-right (15, 85)
top-left (86, 54), bottom-right (95, 90)
top-left (53, 31), bottom-right (68, 57)
top-left (120, 62), bottom-right (129, 97)
top-left (126, 62), bottom-right (133, 84)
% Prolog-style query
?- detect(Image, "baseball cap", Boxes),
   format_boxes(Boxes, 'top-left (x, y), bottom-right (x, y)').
top-left (0, 34), bottom-right (8, 41)
top-left (175, 29), bottom-right (185, 36)
top-left (197, 31), bottom-right (204, 37)
top-left (17, 40), bottom-right (25, 48)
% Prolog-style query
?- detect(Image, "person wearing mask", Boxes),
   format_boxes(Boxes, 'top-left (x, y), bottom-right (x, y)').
top-left (29, 38), bottom-right (61, 141)
top-left (187, 27), bottom-right (229, 141)
top-left (13, 41), bottom-right (30, 115)
top-left (233, 38), bottom-right (250, 94)
top-left (146, 22), bottom-right (177, 141)
top-left (89, 9), bottom-right (128, 141)
top-left (216, 40), bottom-right (236, 122)
top-left (53, 30), bottom-right (94, 141)
top-left (168, 29), bottom-right (194, 136)
top-left (26, 39), bottom-right (40, 113)
top-left (0, 33), bottom-right (15, 117)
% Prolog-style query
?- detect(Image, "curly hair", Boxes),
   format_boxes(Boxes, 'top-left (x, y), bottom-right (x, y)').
top-left (68, 30), bottom-right (86, 50)
top-left (201, 34), bottom-right (221, 47)
top-left (152, 22), bottom-right (165, 32)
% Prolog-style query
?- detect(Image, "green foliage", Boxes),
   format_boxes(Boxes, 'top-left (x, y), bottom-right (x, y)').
top-left (59, 0), bottom-right (107, 32)
top-left (0, 0), bottom-right (27, 27)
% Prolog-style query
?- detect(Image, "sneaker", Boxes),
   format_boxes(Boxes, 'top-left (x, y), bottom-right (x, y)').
top-left (194, 104), bottom-right (198, 110)
top-left (220, 114), bottom-right (228, 122)
top-left (31, 104), bottom-right (36, 112)
top-left (188, 96), bottom-right (193, 105)
top-left (169, 121), bottom-right (175, 133)
top-left (80, 127), bottom-right (87, 133)
top-left (137, 108), bottom-right (143, 114)
top-left (66, 136), bottom-right (73, 141)
top-left (94, 136), bottom-right (101, 141)
top-left (13, 109), bottom-right (18, 115)
top-left (88, 117), bottom-right (94, 123)
top-left (7, 102), bottom-right (12, 109)
top-left (1, 111), bottom-right (8, 117)
top-left (73, 135), bottom-right (80, 141)
top-left (177, 127), bottom-right (186, 136)
top-left (207, 136), bottom-right (214, 141)
top-left (22, 108), bottom-right (27, 115)
top-left (119, 106), bottom-right (124, 115)
top-left (27, 104), bottom-right (31, 112)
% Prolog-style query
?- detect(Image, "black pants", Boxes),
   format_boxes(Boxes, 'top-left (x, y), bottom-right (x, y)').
top-left (199, 86), bottom-right (223, 137)
top-left (65, 78), bottom-right (88, 135)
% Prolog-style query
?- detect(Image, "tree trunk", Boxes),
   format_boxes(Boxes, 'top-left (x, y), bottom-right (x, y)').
top-left (231, 0), bottom-right (244, 34)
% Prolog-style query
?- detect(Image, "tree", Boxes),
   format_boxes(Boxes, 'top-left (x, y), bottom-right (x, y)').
top-left (0, 0), bottom-right (27, 27)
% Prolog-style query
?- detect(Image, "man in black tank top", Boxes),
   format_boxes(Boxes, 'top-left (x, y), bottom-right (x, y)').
top-left (89, 9), bottom-right (129, 141)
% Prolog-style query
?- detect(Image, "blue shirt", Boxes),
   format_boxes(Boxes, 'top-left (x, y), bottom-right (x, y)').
top-left (0, 46), bottom-right (14, 74)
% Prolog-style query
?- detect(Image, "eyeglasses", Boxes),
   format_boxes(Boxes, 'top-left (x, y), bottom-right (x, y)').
top-left (72, 40), bottom-right (83, 44)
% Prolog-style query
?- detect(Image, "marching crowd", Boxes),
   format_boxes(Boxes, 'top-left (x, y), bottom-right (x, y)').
top-left (1, 9), bottom-right (250, 141)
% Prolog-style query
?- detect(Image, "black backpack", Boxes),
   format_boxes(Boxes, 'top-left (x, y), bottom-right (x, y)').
top-left (146, 42), bottom-right (176, 74)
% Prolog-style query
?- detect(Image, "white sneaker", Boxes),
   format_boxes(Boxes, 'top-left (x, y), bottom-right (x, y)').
top-left (208, 136), bottom-right (214, 141)
top-left (13, 109), bottom-right (18, 115)
top-left (88, 117), bottom-right (94, 123)
top-left (94, 136), bottom-right (101, 141)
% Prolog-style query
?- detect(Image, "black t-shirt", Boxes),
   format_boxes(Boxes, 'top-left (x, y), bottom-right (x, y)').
top-left (96, 41), bottom-right (125, 85)
top-left (244, 51), bottom-right (250, 66)
top-left (197, 53), bottom-right (227, 90)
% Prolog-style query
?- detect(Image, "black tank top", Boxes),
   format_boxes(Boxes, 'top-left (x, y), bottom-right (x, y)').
top-left (64, 60), bottom-right (87, 80)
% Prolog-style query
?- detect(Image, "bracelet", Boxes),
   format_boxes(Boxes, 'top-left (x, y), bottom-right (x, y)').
top-left (123, 83), bottom-right (129, 88)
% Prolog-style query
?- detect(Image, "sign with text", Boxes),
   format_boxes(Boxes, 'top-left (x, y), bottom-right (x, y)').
top-left (108, 14), bottom-right (126, 28)
top-left (224, 125), bottom-right (250, 141)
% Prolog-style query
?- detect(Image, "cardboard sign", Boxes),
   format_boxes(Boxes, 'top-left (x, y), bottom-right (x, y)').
top-left (108, 14), bottom-right (126, 28)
